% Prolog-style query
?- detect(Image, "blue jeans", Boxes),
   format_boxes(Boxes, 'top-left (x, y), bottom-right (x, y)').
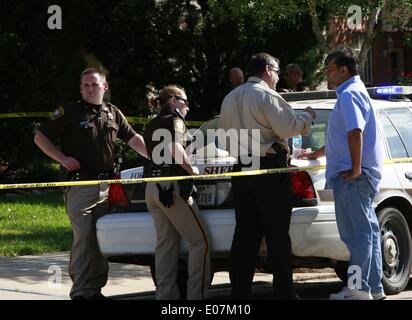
top-left (332, 173), bottom-right (383, 294)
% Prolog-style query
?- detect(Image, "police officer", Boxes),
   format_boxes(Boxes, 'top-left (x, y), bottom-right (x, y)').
top-left (144, 85), bottom-right (210, 300)
top-left (34, 68), bottom-right (147, 300)
top-left (219, 53), bottom-right (316, 299)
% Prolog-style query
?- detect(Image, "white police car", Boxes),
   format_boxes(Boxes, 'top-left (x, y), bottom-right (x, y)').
top-left (96, 86), bottom-right (412, 296)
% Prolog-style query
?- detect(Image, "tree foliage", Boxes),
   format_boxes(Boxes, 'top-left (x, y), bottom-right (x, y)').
top-left (0, 0), bottom-right (327, 181)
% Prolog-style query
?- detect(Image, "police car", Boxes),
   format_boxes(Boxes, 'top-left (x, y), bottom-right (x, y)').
top-left (96, 86), bottom-right (412, 296)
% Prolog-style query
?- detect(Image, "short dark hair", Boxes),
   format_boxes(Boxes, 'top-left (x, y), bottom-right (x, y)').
top-left (80, 67), bottom-right (107, 82)
top-left (324, 46), bottom-right (359, 76)
top-left (248, 52), bottom-right (279, 77)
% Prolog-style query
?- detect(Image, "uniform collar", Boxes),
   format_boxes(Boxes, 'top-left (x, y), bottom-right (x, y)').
top-left (247, 76), bottom-right (270, 89)
top-left (81, 99), bottom-right (111, 114)
top-left (101, 102), bottom-right (110, 113)
top-left (247, 76), bottom-right (279, 96)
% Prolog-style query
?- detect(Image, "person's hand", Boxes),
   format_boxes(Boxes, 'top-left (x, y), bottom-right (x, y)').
top-left (340, 169), bottom-right (362, 182)
top-left (190, 166), bottom-right (200, 176)
top-left (304, 106), bottom-right (316, 119)
top-left (279, 88), bottom-right (292, 93)
top-left (60, 156), bottom-right (81, 171)
top-left (298, 149), bottom-right (318, 160)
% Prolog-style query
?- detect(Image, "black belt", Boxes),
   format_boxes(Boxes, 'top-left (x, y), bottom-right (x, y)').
top-left (70, 171), bottom-right (113, 180)
top-left (144, 163), bottom-right (186, 178)
top-left (235, 153), bottom-right (289, 171)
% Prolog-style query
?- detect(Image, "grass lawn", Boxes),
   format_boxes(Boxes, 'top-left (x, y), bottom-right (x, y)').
top-left (0, 189), bottom-right (72, 256)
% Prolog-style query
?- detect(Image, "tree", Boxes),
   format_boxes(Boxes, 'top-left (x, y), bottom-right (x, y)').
top-left (306, 0), bottom-right (412, 70)
top-left (0, 0), bottom-right (322, 180)
top-left (212, 0), bottom-right (412, 70)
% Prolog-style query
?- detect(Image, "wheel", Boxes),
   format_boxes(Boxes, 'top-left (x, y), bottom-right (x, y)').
top-left (378, 207), bottom-right (412, 295)
top-left (333, 261), bottom-right (348, 282)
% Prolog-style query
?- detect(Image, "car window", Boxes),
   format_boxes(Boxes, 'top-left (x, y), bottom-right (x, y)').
top-left (289, 109), bottom-right (331, 151)
top-left (379, 111), bottom-right (408, 158)
top-left (383, 108), bottom-right (412, 157)
top-left (195, 117), bottom-right (219, 145)
top-left (192, 117), bottom-right (223, 157)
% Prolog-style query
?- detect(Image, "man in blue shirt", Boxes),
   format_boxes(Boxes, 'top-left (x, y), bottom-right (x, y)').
top-left (301, 47), bottom-right (385, 300)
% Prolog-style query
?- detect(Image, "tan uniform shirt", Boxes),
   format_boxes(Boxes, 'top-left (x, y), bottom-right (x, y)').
top-left (219, 77), bottom-right (314, 156)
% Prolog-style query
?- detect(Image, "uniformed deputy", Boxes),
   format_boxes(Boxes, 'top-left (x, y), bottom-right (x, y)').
top-left (219, 53), bottom-right (316, 300)
top-left (144, 85), bottom-right (210, 300)
top-left (34, 68), bottom-right (147, 300)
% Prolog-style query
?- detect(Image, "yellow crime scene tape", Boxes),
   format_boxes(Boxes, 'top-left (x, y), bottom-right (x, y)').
top-left (0, 112), bottom-right (204, 127)
top-left (1, 157), bottom-right (412, 190)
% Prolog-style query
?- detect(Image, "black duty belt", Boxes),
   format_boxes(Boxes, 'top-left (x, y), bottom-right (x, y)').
top-left (144, 163), bottom-right (186, 178)
top-left (70, 171), bottom-right (113, 180)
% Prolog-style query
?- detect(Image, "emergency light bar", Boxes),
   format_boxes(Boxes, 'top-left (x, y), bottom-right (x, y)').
top-left (374, 86), bottom-right (412, 96)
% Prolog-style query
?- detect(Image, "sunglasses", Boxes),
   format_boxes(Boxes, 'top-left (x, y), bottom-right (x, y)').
top-left (174, 96), bottom-right (189, 106)
top-left (268, 65), bottom-right (280, 74)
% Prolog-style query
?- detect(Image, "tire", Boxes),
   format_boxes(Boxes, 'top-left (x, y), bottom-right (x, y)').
top-left (333, 261), bottom-right (348, 283)
top-left (378, 207), bottom-right (412, 295)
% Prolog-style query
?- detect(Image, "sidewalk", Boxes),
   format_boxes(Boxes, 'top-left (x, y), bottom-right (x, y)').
top-left (0, 252), bottom-right (338, 300)
top-left (0, 252), bottom-right (156, 300)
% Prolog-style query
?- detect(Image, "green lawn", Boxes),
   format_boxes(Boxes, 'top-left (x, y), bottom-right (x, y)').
top-left (0, 190), bottom-right (72, 256)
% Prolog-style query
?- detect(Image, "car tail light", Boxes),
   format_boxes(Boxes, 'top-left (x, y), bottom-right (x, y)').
top-left (289, 171), bottom-right (317, 206)
top-left (108, 177), bottom-right (130, 208)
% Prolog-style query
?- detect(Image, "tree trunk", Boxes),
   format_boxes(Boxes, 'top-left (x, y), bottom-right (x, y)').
top-left (358, 4), bottom-right (385, 70)
top-left (306, 0), bottom-right (330, 55)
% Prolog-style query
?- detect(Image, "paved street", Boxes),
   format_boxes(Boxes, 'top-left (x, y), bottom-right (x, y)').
top-left (1, 252), bottom-right (412, 300)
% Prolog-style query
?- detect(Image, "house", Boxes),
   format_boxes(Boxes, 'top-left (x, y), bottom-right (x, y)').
top-left (331, 9), bottom-right (412, 87)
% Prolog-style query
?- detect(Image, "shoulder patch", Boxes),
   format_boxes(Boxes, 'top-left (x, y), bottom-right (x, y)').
top-left (50, 105), bottom-right (64, 120)
top-left (173, 117), bottom-right (186, 134)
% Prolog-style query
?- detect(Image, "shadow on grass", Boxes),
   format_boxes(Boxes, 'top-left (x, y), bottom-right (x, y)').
top-left (0, 226), bottom-right (72, 256)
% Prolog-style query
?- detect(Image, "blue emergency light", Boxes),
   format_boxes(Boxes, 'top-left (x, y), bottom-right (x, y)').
top-left (374, 86), bottom-right (412, 96)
